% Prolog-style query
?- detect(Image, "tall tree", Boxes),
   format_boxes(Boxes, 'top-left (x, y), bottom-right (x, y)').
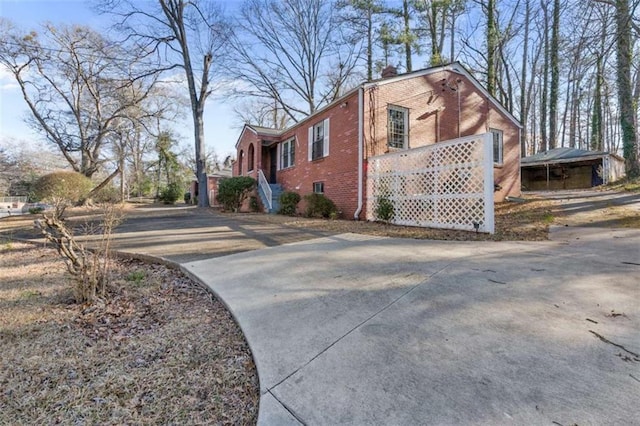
top-left (520, 0), bottom-right (531, 157)
top-left (337, 0), bottom-right (384, 81)
top-left (548, 0), bottom-right (560, 149)
top-left (414, 0), bottom-right (466, 66)
top-left (486, 0), bottom-right (498, 96)
top-left (540, 1), bottom-right (550, 152)
top-left (106, 0), bottom-right (229, 207)
top-left (611, 0), bottom-right (639, 176)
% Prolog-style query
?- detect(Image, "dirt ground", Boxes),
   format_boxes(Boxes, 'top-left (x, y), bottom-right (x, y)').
top-left (0, 242), bottom-right (259, 425)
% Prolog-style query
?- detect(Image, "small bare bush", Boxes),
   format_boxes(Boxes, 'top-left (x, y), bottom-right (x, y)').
top-left (35, 203), bottom-right (123, 304)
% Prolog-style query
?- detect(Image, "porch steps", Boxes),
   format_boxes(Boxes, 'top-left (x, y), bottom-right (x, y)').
top-left (258, 183), bottom-right (283, 214)
top-left (269, 184), bottom-right (283, 213)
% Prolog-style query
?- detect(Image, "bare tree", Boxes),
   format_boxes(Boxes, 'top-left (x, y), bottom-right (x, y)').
top-left (0, 21), bottom-right (158, 193)
top-left (230, 0), bottom-right (363, 124)
top-left (105, 0), bottom-right (230, 207)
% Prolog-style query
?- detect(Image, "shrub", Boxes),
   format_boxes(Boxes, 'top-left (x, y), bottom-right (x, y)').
top-left (33, 171), bottom-right (93, 217)
top-left (303, 193), bottom-right (337, 218)
top-left (184, 192), bottom-right (191, 204)
top-left (279, 191), bottom-right (301, 216)
top-left (29, 207), bottom-right (45, 214)
top-left (159, 182), bottom-right (183, 204)
top-left (375, 196), bottom-right (394, 223)
top-left (93, 185), bottom-right (120, 203)
top-left (216, 177), bottom-right (256, 212)
top-left (249, 196), bottom-right (261, 212)
top-left (34, 203), bottom-right (123, 304)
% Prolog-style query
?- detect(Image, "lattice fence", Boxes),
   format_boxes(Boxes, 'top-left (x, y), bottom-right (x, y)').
top-left (366, 134), bottom-right (495, 233)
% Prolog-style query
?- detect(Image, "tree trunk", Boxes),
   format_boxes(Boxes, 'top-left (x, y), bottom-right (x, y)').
top-left (590, 58), bottom-right (604, 151)
top-left (486, 0), bottom-right (497, 96)
top-left (615, 0), bottom-right (639, 176)
top-left (520, 0), bottom-right (530, 157)
top-left (403, 0), bottom-right (412, 72)
top-left (549, 0), bottom-right (560, 150)
top-left (540, 1), bottom-right (549, 152)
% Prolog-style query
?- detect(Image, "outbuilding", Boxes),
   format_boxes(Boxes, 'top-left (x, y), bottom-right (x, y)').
top-left (521, 147), bottom-right (625, 190)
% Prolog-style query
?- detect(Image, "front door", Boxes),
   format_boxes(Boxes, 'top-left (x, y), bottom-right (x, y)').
top-left (269, 146), bottom-right (277, 184)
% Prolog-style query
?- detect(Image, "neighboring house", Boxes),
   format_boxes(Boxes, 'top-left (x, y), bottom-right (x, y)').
top-left (521, 147), bottom-right (626, 191)
top-left (234, 62), bottom-right (521, 231)
top-left (189, 168), bottom-right (233, 207)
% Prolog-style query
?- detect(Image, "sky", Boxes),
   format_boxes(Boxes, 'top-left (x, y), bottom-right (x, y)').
top-left (0, 0), bottom-right (242, 160)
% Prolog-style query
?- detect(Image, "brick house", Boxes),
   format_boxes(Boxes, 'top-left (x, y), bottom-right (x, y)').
top-left (233, 62), bottom-right (521, 225)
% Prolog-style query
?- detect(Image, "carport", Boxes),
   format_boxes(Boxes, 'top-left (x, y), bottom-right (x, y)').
top-left (521, 147), bottom-right (625, 190)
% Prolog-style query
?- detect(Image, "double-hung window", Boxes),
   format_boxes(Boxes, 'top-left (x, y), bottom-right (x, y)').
top-left (308, 118), bottom-right (330, 161)
top-left (490, 128), bottom-right (503, 165)
top-left (388, 105), bottom-right (409, 149)
top-left (280, 138), bottom-right (295, 169)
top-left (313, 182), bottom-right (324, 194)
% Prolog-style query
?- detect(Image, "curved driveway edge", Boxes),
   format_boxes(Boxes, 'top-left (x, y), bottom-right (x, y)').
top-left (184, 230), bottom-right (640, 425)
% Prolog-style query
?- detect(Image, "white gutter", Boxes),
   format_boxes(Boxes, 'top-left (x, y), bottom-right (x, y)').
top-left (354, 86), bottom-right (364, 220)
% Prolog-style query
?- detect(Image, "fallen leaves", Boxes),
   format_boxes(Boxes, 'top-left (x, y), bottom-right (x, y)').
top-left (0, 242), bottom-right (259, 425)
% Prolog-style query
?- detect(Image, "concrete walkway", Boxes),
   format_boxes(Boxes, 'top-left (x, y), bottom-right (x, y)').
top-left (183, 228), bottom-right (640, 425)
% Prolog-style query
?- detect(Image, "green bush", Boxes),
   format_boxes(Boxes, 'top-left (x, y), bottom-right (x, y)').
top-left (159, 182), bottom-right (183, 204)
top-left (28, 207), bottom-right (45, 214)
top-left (303, 193), bottom-right (337, 218)
top-left (278, 191), bottom-right (301, 216)
top-left (216, 177), bottom-right (256, 212)
top-left (33, 171), bottom-right (93, 216)
top-left (184, 192), bottom-right (191, 204)
top-left (375, 196), bottom-right (394, 222)
top-left (249, 196), bottom-right (261, 212)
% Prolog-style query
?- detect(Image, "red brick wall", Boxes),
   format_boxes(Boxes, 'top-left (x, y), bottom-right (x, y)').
top-left (363, 69), bottom-right (521, 202)
top-left (277, 91), bottom-right (361, 218)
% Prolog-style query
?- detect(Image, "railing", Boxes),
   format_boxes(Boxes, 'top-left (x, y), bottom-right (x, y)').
top-left (257, 169), bottom-right (272, 211)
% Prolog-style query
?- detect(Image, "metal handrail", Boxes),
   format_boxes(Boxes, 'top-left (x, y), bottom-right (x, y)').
top-left (257, 169), bottom-right (272, 211)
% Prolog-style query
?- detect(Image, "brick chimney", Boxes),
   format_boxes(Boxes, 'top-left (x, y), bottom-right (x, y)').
top-left (381, 65), bottom-right (398, 78)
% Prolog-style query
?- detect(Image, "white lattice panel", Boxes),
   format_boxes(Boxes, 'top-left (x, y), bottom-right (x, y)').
top-left (367, 134), bottom-right (495, 233)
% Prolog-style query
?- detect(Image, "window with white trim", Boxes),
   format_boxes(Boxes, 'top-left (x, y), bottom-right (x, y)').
top-left (491, 128), bottom-right (503, 164)
top-left (313, 181), bottom-right (324, 194)
top-left (308, 118), bottom-right (330, 161)
top-left (280, 138), bottom-right (295, 169)
top-left (388, 105), bottom-right (409, 149)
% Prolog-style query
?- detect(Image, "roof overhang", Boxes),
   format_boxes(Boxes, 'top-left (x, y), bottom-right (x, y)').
top-left (521, 154), bottom-right (608, 168)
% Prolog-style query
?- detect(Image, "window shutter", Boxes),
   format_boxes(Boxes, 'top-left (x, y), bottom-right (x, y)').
top-left (277, 142), bottom-right (281, 170)
top-left (323, 118), bottom-right (330, 157)
top-left (308, 126), bottom-right (313, 161)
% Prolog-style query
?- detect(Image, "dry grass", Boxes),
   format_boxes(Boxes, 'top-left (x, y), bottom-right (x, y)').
top-left (0, 241), bottom-right (259, 425)
top-left (234, 196), bottom-right (553, 241)
top-left (605, 176), bottom-right (640, 192)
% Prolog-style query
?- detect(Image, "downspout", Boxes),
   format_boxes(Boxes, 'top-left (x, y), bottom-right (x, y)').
top-left (518, 126), bottom-right (522, 195)
top-left (354, 86), bottom-right (364, 220)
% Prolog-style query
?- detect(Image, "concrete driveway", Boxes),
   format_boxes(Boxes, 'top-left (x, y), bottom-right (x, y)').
top-left (184, 228), bottom-right (640, 425)
top-left (95, 207), bottom-right (334, 263)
